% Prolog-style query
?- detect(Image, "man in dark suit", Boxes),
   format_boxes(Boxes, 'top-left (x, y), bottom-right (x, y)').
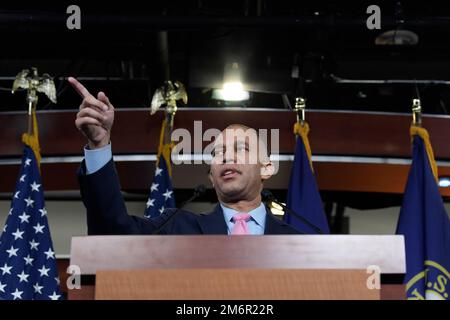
top-left (69, 77), bottom-right (300, 235)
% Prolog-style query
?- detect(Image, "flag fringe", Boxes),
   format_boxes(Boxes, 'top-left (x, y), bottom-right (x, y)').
top-left (410, 125), bottom-right (438, 183)
top-left (157, 119), bottom-right (175, 177)
top-left (21, 108), bottom-right (41, 167)
top-left (294, 122), bottom-right (314, 173)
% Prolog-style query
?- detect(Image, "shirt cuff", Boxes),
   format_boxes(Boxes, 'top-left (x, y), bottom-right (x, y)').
top-left (84, 143), bottom-right (112, 175)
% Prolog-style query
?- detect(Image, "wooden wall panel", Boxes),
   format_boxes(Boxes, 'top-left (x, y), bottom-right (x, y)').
top-left (1, 159), bottom-right (450, 196)
top-left (1, 109), bottom-right (450, 158)
top-left (2, 109), bottom-right (450, 195)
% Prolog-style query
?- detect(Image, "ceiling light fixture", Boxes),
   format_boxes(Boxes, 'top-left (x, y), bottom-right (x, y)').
top-left (212, 62), bottom-right (249, 102)
top-left (375, 29), bottom-right (419, 45)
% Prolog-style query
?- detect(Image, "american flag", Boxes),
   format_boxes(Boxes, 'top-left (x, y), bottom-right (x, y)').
top-left (144, 154), bottom-right (176, 219)
top-left (0, 145), bottom-right (62, 300)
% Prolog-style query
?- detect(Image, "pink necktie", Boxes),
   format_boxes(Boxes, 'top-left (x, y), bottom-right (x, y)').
top-left (231, 213), bottom-right (251, 235)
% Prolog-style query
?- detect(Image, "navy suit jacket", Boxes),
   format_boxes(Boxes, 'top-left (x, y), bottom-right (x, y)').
top-left (78, 159), bottom-right (301, 235)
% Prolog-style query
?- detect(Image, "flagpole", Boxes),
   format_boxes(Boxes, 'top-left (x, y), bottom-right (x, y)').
top-left (412, 98), bottom-right (422, 127)
top-left (409, 96), bottom-right (439, 183)
top-left (294, 97), bottom-right (306, 127)
top-left (292, 96), bottom-right (313, 173)
top-left (26, 90), bottom-right (38, 135)
top-left (164, 99), bottom-right (177, 144)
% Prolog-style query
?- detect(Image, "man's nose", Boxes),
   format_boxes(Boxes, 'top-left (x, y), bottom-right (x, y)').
top-left (222, 149), bottom-right (237, 164)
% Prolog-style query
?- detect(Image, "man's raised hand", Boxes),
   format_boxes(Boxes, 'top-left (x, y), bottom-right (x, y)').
top-left (68, 77), bottom-right (114, 149)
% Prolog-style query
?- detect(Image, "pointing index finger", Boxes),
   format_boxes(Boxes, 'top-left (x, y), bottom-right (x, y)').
top-left (68, 77), bottom-right (92, 99)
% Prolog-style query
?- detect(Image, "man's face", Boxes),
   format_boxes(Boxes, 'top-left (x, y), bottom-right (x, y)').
top-left (209, 126), bottom-right (273, 203)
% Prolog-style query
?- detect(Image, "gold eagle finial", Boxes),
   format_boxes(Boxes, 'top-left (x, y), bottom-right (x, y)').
top-left (12, 67), bottom-right (57, 104)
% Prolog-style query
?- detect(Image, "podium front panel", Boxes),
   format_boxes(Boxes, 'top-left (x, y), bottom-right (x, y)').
top-left (95, 269), bottom-right (380, 300)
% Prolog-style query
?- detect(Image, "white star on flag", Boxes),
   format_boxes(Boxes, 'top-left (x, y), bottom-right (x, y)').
top-left (163, 189), bottom-right (173, 200)
top-left (24, 158), bottom-right (31, 166)
top-left (11, 288), bottom-right (23, 300)
top-left (155, 167), bottom-right (163, 176)
top-left (33, 283), bottom-right (43, 294)
top-left (23, 255), bottom-right (34, 266)
top-left (39, 208), bottom-right (47, 217)
top-left (146, 198), bottom-right (155, 208)
top-left (30, 181), bottom-right (41, 192)
top-left (29, 239), bottom-right (40, 251)
top-left (159, 206), bottom-right (165, 214)
top-left (17, 271), bottom-right (30, 283)
top-left (48, 291), bottom-right (61, 300)
top-left (33, 223), bottom-right (45, 234)
top-left (0, 282), bottom-right (6, 293)
top-left (6, 246), bottom-right (19, 258)
top-left (24, 197), bottom-right (34, 208)
top-left (18, 212), bottom-right (30, 223)
top-left (12, 229), bottom-right (24, 240)
top-left (14, 191), bottom-right (20, 199)
top-left (19, 174), bottom-right (26, 182)
top-left (44, 248), bottom-right (55, 260)
top-left (1, 263), bottom-right (12, 275)
top-left (150, 183), bottom-right (159, 192)
top-left (38, 266), bottom-right (50, 277)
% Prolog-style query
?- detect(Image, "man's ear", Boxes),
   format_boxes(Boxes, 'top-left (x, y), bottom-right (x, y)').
top-left (260, 161), bottom-right (275, 180)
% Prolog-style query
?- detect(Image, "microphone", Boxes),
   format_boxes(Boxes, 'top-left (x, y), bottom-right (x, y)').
top-left (261, 189), bottom-right (324, 234)
top-left (151, 184), bottom-right (207, 235)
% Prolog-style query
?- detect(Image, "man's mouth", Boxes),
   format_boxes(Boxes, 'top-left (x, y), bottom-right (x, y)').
top-left (220, 168), bottom-right (241, 180)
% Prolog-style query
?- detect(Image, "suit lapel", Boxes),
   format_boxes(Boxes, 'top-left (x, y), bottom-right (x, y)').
top-left (197, 204), bottom-right (228, 234)
top-left (264, 206), bottom-right (297, 234)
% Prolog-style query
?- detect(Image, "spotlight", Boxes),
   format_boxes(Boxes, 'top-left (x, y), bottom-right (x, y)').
top-left (212, 62), bottom-right (249, 102)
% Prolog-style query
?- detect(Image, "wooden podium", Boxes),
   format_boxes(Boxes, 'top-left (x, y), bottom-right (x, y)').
top-left (68, 235), bottom-right (405, 300)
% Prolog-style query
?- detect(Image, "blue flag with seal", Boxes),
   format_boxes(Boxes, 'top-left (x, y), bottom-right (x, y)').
top-left (285, 122), bottom-right (330, 234)
top-left (0, 110), bottom-right (61, 300)
top-left (144, 119), bottom-right (176, 218)
top-left (396, 125), bottom-right (450, 300)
